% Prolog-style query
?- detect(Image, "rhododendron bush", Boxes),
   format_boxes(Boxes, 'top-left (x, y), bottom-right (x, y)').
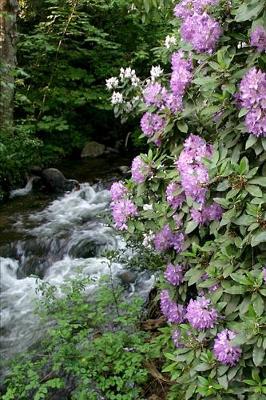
top-left (108, 0), bottom-right (266, 398)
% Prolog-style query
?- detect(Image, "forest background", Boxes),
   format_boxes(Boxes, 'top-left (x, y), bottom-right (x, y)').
top-left (0, 0), bottom-right (170, 199)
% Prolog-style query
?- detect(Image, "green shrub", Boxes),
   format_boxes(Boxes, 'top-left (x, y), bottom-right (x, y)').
top-left (2, 276), bottom-right (150, 400)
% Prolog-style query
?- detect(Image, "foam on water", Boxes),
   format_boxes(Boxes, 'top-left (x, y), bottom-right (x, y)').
top-left (0, 183), bottom-right (154, 362)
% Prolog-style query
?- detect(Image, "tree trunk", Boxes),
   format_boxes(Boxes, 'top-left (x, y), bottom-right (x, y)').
top-left (0, 0), bottom-right (19, 135)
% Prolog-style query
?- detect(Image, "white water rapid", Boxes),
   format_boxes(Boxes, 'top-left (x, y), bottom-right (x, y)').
top-left (0, 183), bottom-right (154, 363)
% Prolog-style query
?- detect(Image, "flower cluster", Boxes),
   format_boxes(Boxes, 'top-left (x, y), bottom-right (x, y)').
top-left (111, 199), bottom-right (138, 230)
top-left (119, 67), bottom-right (140, 86)
top-left (180, 12), bottom-right (222, 53)
top-left (150, 65), bottom-right (164, 82)
top-left (110, 181), bottom-right (128, 202)
top-left (238, 68), bottom-right (266, 137)
top-left (160, 290), bottom-right (186, 323)
top-left (174, 0), bottom-right (219, 20)
top-left (170, 51), bottom-right (193, 102)
top-left (250, 26), bottom-right (266, 53)
top-left (166, 182), bottom-right (185, 209)
top-left (143, 82), bottom-right (166, 107)
top-left (140, 112), bottom-right (166, 140)
top-left (164, 263), bottom-right (184, 286)
top-left (131, 156), bottom-right (152, 184)
top-left (164, 35), bottom-right (177, 49)
top-left (111, 92), bottom-right (123, 105)
top-left (106, 77), bottom-right (119, 90)
top-left (176, 134), bottom-right (213, 204)
top-left (110, 181), bottom-right (137, 230)
top-left (213, 329), bottom-right (242, 366)
top-left (186, 296), bottom-right (218, 330)
top-left (174, 0), bottom-right (222, 53)
top-left (190, 202), bottom-right (223, 224)
top-left (154, 224), bottom-right (184, 253)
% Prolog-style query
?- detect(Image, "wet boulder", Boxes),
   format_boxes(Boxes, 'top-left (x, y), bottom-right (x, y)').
top-left (117, 270), bottom-right (137, 284)
top-left (42, 168), bottom-right (79, 193)
top-left (81, 141), bottom-right (105, 158)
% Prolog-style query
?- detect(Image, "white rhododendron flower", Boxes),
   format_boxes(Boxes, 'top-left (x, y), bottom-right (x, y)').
top-left (165, 35), bottom-right (177, 49)
top-left (106, 77), bottom-right (119, 90)
top-left (150, 65), bottom-right (164, 82)
top-left (111, 91), bottom-right (123, 105)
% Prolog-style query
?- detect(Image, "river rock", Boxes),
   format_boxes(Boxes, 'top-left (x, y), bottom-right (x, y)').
top-left (42, 168), bottom-right (79, 193)
top-left (81, 141), bottom-right (105, 158)
top-left (42, 168), bottom-right (66, 192)
top-left (117, 270), bottom-right (137, 284)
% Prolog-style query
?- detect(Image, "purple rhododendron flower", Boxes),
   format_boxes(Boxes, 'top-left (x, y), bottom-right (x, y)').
top-left (238, 68), bottom-right (266, 137)
top-left (191, 202), bottom-right (223, 224)
top-left (176, 134), bottom-right (213, 204)
top-left (239, 68), bottom-right (266, 109)
top-left (110, 181), bottom-right (127, 202)
top-left (166, 182), bottom-right (185, 209)
top-left (131, 156), bottom-right (151, 184)
top-left (245, 108), bottom-right (266, 137)
top-left (162, 91), bottom-right (183, 113)
top-left (160, 290), bottom-right (186, 324)
top-left (111, 199), bottom-right (137, 230)
top-left (140, 112), bottom-right (166, 138)
top-left (180, 12), bottom-right (222, 53)
top-left (250, 26), bottom-right (266, 53)
top-left (213, 329), bottom-right (242, 366)
top-left (153, 225), bottom-right (184, 253)
top-left (154, 224), bottom-right (174, 252)
top-left (170, 51), bottom-right (193, 97)
top-left (172, 329), bottom-right (182, 348)
top-left (164, 263), bottom-right (184, 286)
top-left (186, 296), bottom-right (218, 330)
top-left (174, 0), bottom-right (219, 20)
top-left (171, 232), bottom-right (185, 253)
top-left (143, 82), bottom-right (167, 107)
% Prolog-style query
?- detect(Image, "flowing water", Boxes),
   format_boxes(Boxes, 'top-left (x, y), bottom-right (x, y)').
top-left (0, 159), bottom-right (154, 366)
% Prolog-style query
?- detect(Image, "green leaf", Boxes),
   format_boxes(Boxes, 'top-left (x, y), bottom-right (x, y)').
top-left (249, 177), bottom-right (266, 187)
top-left (235, 2), bottom-right (264, 22)
top-left (164, 352), bottom-right (177, 361)
top-left (185, 384), bottom-right (196, 400)
top-left (218, 374), bottom-right (228, 390)
top-left (246, 185), bottom-right (263, 197)
top-left (177, 121), bottom-right (188, 133)
top-left (194, 363), bottom-right (212, 371)
top-left (251, 231), bottom-right (266, 247)
top-left (246, 134), bottom-right (258, 149)
top-left (216, 180), bottom-right (230, 191)
top-left (225, 285), bottom-right (246, 294)
top-left (187, 269), bottom-right (203, 286)
top-left (253, 294), bottom-right (264, 316)
top-left (253, 345), bottom-right (265, 367)
top-left (143, 0), bottom-right (150, 13)
top-left (185, 220), bottom-right (198, 234)
top-left (239, 108), bottom-right (248, 118)
top-left (234, 214), bottom-right (256, 226)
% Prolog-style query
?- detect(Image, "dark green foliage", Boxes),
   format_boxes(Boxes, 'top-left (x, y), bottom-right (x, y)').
top-left (1, 0), bottom-right (171, 192)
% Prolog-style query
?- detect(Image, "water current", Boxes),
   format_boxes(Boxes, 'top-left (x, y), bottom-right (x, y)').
top-left (0, 171), bottom-right (154, 365)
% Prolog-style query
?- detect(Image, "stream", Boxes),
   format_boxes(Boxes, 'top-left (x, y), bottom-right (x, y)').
top-left (0, 157), bottom-right (154, 368)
